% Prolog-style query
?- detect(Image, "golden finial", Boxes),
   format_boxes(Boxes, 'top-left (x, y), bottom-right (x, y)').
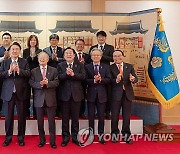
top-left (156, 8), bottom-right (164, 31)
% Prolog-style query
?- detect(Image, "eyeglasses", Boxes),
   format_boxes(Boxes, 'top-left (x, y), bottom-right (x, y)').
top-left (91, 55), bottom-right (101, 57)
top-left (3, 37), bottom-right (11, 40)
top-left (113, 55), bottom-right (123, 58)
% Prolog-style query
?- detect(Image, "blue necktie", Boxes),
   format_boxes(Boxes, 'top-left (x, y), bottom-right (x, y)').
top-left (94, 65), bottom-right (99, 75)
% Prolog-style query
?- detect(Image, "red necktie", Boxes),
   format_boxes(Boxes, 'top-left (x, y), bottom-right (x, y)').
top-left (78, 53), bottom-right (82, 61)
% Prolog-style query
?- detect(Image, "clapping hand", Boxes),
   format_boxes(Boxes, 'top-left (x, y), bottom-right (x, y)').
top-left (116, 73), bottom-right (122, 83)
top-left (129, 73), bottom-right (135, 82)
top-left (94, 72), bottom-right (101, 83)
top-left (4, 51), bottom-right (9, 59)
top-left (52, 53), bottom-right (57, 60)
top-left (66, 67), bottom-right (74, 77)
top-left (79, 57), bottom-right (85, 64)
top-left (40, 77), bottom-right (48, 86)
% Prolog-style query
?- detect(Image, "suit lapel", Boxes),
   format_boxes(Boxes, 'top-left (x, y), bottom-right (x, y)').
top-left (46, 66), bottom-right (51, 79)
top-left (99, 63), bottom-right (103, 75)
top-left (37, 66), bottom-right (43, 80)
top-left (89, 63), bottom-right (95, 76)
top-left (62, 62), bottom-right (68, 72)
top-left (113, 63), bottom-right (119, 75)
top-left (17, 57), bottom-right (22, 68)
top-left (7, 58), bottom-right (12, 67)
top-left (123, 63), bottom-right (128, 78)
top-left (72, 61), bottom-right (78, 73)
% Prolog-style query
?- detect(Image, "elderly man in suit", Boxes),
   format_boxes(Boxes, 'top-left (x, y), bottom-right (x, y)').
top-left (89, 30), bottom-right (114, 119)
top-left (85, 48), bottom-right (111, 144)
top-left (110, 50), bottom-right (138, 144)
top-left (0, 42), bottom-right (30, 146)
top-left (29, 52), bottom-right (59, 149)
top-left (57, 47), bottom-right (85, 147)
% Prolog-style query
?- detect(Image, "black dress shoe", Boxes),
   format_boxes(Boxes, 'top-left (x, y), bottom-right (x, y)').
top-left (38, 141), bottom-right (46, 147)
top-left (99, 138), bottom-right (106, 145)
top-left (72, 139), bottom-right (81, 146)
top-left (2, 139), bottom-right (12, 146)
top-left (18, 140), bottom-right (25, 146)
top-left (26, 116), bottom-right (30, 120)
top-left (61, 139), bottom-right (70, 147)
top-left (50, 143), bottom-right (57, 149)
top-left (56, 112), bottom-right (62, 118)
top-left (126, 139), bottom-right (133, 144)
top-left (111, 134), bottom-right (118, 143)
top-left (32, 116), bottom-right (37, 120)
top-left (80, 114), bottom-right (86, 119)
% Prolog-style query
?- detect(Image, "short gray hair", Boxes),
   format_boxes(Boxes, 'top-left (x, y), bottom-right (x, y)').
top-left (38, 51), bottom-right (49, 60)
top-left (90, 47), bottom-right (103, 56)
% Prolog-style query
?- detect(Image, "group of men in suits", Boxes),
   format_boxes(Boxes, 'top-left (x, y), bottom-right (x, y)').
top-left (0, 31), bottom-right (138, 148)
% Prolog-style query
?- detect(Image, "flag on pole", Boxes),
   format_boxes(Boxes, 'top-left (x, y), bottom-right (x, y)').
top-left (147, 10), bottom-right (180, 109)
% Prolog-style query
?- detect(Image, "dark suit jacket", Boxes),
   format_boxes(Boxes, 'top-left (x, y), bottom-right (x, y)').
top-left (110, 62), bottom-right (138, 101)
top-left (0, 46), bottom-right (6, 58)
top-left (23, 48), bottom-right (42, 70)
top-left (29, 66), bottom-right (59, 108)
top-left (57, 61), bottom-right (85, 102)
top-left (74, 52), bottom-right (91, 65)
top-left (0, 57), bottom-right (30, 102)
top-left (89, 43), bottom-right (114, 65)
top-left (85, 62), bottom-right (111, 103)
top-left (43, 46), bottom-right (64, 68)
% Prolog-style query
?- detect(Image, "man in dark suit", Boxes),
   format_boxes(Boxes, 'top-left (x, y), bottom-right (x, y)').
top-left (110, 50), bottom-right (138, 144)
top-left (0, 32), bottom-right (11, 116)
top-left (29, 52), bottom-right (59, 149)
top-left (0, 42), bottom-right (30, 146)
top-left (43, 34), bottom-right (64, 68)
top-left (74, 39), bottom-right (91, 119)
top-left (89, 30), bottom-right (114, 119)
top-left (43, 34), bottom-right (64, 118)
top-left (57, 47), bottom-right (85, 147)
top-left (85, 48), bottom-right (111, 145)
top-left (0, 33), bottom-right (11, 63)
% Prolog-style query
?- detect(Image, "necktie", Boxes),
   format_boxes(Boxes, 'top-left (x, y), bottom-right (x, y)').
top-left (42, 67), bottom-right (46, 79)
top-left (69, 64), bottom-right (72, 69)
top-left (94, 64), bottom-right (99, 75)
top-left (53, 48), bottom-right (56, 54)
top-left (78, 53), bottom-right (82, 61)
top-left (12, 61), bottom-right (17, 77)
top-left (100, 45), bottom-right (103, 51)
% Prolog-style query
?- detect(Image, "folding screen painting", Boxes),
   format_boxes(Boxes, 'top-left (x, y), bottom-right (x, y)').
top-left (0, 9), bottom-right (159, 124)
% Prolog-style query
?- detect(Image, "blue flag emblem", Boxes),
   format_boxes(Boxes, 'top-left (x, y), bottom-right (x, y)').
top-left (147, 23), bottom-right (180, 109)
